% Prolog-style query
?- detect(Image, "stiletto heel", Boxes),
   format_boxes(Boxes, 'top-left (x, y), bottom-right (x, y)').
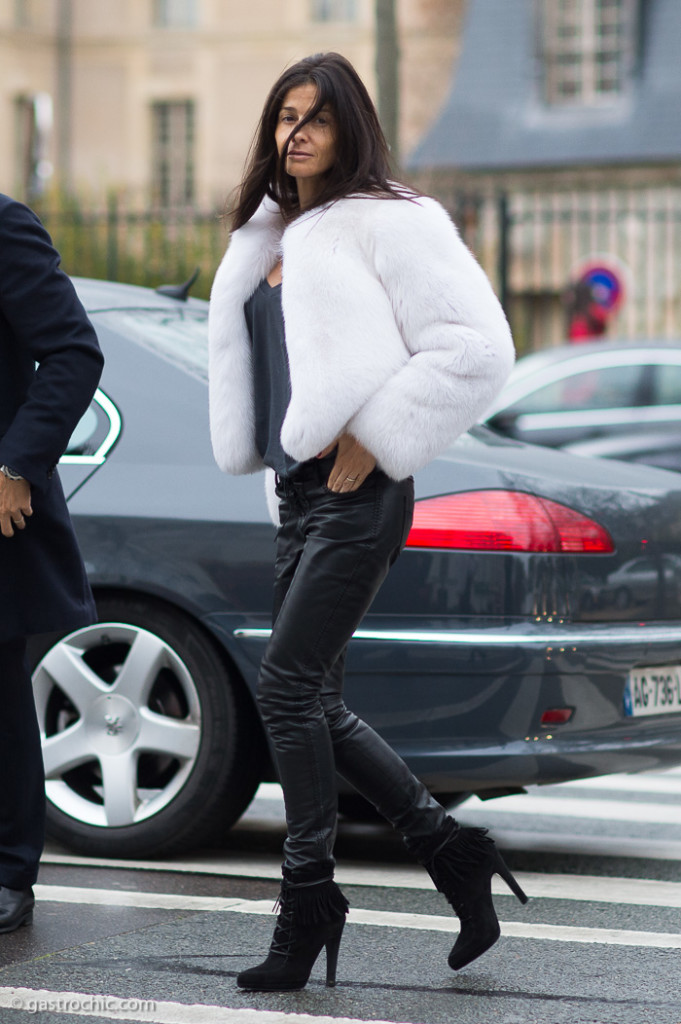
top-left (324, 919), bottom-right (345, 987)
top-left (420, 822), bottom-right (529, 971)
top-left (494, 850), bottom-right (528, 904)
top-left (237, 868), bottom-right (349, 992)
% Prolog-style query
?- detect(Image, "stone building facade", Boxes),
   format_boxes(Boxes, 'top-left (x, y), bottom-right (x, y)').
top-left (0, 0), bottom-right (463, 210)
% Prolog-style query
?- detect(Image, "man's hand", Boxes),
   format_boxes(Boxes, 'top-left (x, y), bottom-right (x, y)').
top-left (0, 475), bottom-right (33, 538)
top-left (320, 433), bottom-right (377, 493)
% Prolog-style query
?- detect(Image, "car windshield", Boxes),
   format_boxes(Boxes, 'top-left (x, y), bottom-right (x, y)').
top-left (94, 307), bottom-right (209, 382)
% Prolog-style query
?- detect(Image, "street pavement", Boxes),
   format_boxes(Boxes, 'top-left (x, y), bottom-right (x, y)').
top-left (1, 769), bottom-right (680, 1024)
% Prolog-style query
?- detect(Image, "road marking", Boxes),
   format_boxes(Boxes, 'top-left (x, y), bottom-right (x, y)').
top-left (255, 774), bottom-right (681, 805)
top-left (32, 885), bottom-right (681, 949)
top-left (255, 776), bottom-right (681, 803)
top-left (34, 885), bottom-right (246, 911)
top-left (44, 831), bottom-right (681, 869)
top-left (0, 987), bottom-right (401, 1024)
top-left (232, 899), bottom-right (681, 949)
top-left (39, 858), bottom-right (681, 907)
top-left (474, 828), bottom-right (681, 861)
top-left (458, 793), bottom-right (681, 824)
top-left (559, 771), bottom-right (681, 795)
top-left (345, 909), bottom-right (681, 949)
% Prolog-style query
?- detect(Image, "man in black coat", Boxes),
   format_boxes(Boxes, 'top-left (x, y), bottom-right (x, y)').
top-left (0, 193), bottom-right (103, 932)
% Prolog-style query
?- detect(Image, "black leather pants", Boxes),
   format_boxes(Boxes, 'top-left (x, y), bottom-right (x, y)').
top-left (257, 455), bottom-right (449, 873)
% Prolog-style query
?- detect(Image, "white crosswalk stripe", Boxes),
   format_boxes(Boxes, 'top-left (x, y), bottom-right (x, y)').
top-left (32, 881), bottom-right (681, 948)
top-left (35, 869), bottom-right (681, 907)
top-left (559, 767), bottom-right (681, 794)
top-left (461, 793), bottom-right (681, 824)
top-left (0, 987), bottom-right (400, 1024)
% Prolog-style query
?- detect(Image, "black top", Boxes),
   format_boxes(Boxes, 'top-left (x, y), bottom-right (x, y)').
top-left (244, 278), bottom-right (303, 479)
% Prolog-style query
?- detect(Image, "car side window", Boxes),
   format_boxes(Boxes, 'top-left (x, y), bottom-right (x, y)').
top-left (61, 389), bottom-right (122, 465)
top-left (653, 364), bottom-right (681, 405)
top-left (506, 364), bottom-right (646, 415)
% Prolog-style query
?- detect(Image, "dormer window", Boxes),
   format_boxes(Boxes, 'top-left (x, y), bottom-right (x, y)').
top-left (311, 0), bottom-right (356, 21)
top-left (541, 0), bottom-right (638, 106)
top-left (153, 0), bottom-right (197, 28)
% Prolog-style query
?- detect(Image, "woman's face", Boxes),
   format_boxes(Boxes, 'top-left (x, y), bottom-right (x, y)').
top-left (275, 83), bottom-right (337, 200)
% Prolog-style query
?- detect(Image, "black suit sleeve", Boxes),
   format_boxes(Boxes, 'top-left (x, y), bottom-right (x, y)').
top-left (0, 198), bottom-right (104, 491)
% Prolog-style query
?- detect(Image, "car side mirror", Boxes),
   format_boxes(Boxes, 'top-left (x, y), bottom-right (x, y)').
top-left (488, 410), bottom-right (520, 435)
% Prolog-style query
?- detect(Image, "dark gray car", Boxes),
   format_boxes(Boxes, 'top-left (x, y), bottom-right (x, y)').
top-left (30, 280), bottom-right (681, 859)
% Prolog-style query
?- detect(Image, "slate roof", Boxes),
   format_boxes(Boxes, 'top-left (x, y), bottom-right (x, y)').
top-left (409, 0), bottom-right (681, 172)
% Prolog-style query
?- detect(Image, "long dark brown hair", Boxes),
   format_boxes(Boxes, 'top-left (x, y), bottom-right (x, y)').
top-left (230, 52), bottom-right (414, 230)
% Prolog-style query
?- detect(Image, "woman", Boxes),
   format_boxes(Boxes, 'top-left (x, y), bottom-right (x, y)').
top-left (209, 52), bottom-right (524, 993)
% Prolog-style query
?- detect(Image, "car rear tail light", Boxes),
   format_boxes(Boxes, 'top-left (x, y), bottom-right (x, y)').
top-left (540, 708), bottom-right (575, 726)
top-left (405, 490), bottom-right (614, 553)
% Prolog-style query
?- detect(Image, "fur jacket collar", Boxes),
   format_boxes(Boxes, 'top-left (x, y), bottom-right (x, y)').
top-left (208, 194), bottom-right (514, 481)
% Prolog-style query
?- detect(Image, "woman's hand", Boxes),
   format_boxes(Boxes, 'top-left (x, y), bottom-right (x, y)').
top-left (319, 433), bottom-right (377, 492)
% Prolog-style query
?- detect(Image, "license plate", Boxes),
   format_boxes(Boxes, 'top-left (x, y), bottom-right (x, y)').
top-left (624, 666), bottom-right (681, 717)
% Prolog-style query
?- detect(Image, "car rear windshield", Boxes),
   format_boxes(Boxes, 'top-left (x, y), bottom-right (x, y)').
top-left (94, 307), bottom-right (209, 382)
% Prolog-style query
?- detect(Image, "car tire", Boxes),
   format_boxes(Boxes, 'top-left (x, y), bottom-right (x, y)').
top-left (30, 595), bottom-right (264, 858)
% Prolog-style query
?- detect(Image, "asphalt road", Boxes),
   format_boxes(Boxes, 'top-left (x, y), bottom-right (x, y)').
top-left (1, 770), bottom-right (680, 1024)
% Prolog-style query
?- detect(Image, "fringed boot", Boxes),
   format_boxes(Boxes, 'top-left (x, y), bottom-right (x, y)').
top-left (236, 863), bottom-right (349, 991)
top-left (419, 819), bottom-right (528, 971)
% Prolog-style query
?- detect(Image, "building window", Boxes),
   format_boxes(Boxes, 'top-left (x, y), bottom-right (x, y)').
top-left (152, 101), bottom-right (195, 208)
top-left (153, 0), bottom-right (197, 28)
top-left (542, 0), bottom-right (638, 105)
top-left (311, 0), bottom-right (356, 21)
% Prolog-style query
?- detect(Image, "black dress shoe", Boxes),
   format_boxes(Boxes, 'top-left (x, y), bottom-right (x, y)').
top-left (0, 886), bottom-right (34, 934)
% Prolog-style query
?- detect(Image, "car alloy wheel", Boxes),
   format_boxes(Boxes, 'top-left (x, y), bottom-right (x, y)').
top-left (33, 621), bottom-right (201, 829)
top-left (31, 596), bottom-right (263, 858)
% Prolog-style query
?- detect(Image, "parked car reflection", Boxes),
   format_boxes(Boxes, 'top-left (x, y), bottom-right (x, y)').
top-left (580, 553), bottom-right (681, 618)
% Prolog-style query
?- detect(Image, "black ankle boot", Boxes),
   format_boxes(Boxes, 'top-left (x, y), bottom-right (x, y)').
top-left (236, 866), bottom-right (349, 991)
top-left (421, 822), bottom-right (528, 971)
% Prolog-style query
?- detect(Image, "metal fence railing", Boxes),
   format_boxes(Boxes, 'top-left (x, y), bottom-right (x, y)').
top-left (36, 199), bottom-right (229, 301)
top-left (449, 187), bottom-right (681, 354)
top-left (34, 188), bottom-right (681, 349)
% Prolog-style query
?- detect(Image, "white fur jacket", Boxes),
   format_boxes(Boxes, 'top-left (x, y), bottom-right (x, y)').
top-left (208, 193), bottom-right (515, 485)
